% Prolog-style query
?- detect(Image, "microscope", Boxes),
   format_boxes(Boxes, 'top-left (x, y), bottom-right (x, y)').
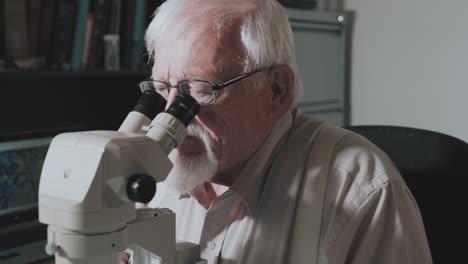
top-left (38, 91), bottom-right (206, 264)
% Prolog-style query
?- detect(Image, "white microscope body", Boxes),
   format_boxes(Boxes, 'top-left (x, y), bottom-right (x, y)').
top-left (38, 92), bottom-right (204, 264)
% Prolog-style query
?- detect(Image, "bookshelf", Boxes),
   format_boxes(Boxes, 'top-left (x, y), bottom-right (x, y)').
top-left (0, 0), bottom-right (161, 136)
top-left (0, 0), bottom-right (160, 139)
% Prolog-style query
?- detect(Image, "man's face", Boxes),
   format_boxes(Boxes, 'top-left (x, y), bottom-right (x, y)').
top-left (152, 23), bottom-right (277, 192)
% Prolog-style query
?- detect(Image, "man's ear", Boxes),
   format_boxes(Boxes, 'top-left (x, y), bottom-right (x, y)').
top-left (268, 65), bottom-right (295, 118)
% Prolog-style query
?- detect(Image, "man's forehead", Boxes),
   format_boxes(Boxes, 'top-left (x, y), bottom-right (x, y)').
top-left (151, 42), bottom-right (221, 80)
top-left (151, 29), bottom-right (245, 81)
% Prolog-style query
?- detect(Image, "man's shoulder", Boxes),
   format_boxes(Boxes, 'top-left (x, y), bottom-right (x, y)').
top-left (290, 110), bottom-right (402, 183)
top-left (326, 128), bottom-right (404, 191)
top-left (330, 131), bottom-right (398, 177)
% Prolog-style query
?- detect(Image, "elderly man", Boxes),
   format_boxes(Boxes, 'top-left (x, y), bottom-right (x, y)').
top-left (136, 0), bottom-right (433, 263)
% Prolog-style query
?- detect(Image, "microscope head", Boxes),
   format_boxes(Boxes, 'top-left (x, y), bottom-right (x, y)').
top-left (38, 93), bottom-right (200, 234)
top-left (38, 131), bottom-right (171, 233)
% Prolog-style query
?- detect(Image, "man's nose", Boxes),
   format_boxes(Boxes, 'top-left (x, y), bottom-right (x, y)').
top-left (165, 86), bottom-right (180, 110)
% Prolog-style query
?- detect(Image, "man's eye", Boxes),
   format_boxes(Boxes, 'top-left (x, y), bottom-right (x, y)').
top-left (189, 82), bottom-right (211, 92)
top-left (191, 89), bottom-right (209, 97)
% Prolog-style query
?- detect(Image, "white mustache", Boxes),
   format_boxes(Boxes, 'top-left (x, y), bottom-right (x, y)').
top-left (185, 124), bottom-right (218, 164)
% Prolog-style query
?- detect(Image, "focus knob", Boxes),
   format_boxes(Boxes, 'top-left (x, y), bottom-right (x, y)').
top-left (126, 174), bottom-right (157, 203)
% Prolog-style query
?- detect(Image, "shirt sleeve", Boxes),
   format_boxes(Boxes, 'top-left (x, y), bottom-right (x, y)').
top-left (324, 178), bottom-right (433, 264)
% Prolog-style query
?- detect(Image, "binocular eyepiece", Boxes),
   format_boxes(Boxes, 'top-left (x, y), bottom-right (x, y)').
top-left (165, 92), bottom-right (201, 127)
top-left (133, 90), bottom-right (200, 127)
top-left (119, 90), bottom-right (200, 134)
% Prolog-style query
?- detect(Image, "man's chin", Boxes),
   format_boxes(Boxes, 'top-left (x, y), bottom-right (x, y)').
top-left (165, 153), bottom-right (218, 194)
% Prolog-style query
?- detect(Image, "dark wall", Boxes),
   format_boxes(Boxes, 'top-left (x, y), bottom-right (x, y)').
top-left (0, 71), bottom-right (147, 141)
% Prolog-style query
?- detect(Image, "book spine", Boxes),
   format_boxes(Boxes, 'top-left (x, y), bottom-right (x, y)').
top-left (0, 0), bottom-right (5, 68)
top-left (120, 0), bottom-right (136, 70)
top-left (28, 0), bottom-right (42, 59)
top-left (38, 0), bottom-right (57, 68)
top-left (4, 0), bottom-right (30, 68)
top-left (108, 0), bottom-right (122, 34)
top-left (130, 0), bottom-right (147, 70)
top-left (51, 0), bottom-right (79, 70)
top-left (71, 0), bottom-right (91, 71)
top-left (81, 13), bottom-right (95, 70)
top-left (87, 0), bottom-right (112, 70)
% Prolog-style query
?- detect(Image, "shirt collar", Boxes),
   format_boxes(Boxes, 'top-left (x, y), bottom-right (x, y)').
top-left (229, 111), bottom-right (293, 217)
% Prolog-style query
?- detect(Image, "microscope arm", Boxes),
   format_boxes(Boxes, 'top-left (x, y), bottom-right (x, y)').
top-left (127, 208), bottom-right (204, 264)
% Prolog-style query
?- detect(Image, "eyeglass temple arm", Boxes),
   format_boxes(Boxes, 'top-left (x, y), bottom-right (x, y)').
top-left (212, 67), bottom-right (271, 91)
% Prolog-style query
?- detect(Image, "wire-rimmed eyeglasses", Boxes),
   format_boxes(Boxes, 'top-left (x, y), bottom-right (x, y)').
top-left (138, 66), bottom-right (274, 106)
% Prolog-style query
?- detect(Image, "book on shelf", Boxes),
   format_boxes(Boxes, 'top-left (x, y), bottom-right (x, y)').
top-left (120, 0), bottom-right (137, 70)
top-left (71, 0), bottom-right (91, 71)
top-left (51, 0), bottom-right (79, 70)
top-left (38, 0), bottom-right (58, 69)
top-left (29, 0), bottom-right (43, 62)
top-left (3, 0), bottom-right (30, 69)
top-left (130, 0), bottom-right (147, 70)
top-left (86, 0), bottom-right (112, 70)
top-left (103, 0), bottom-right (122, 71)
top-left (81, 13), bottom-right (95, 70)
top-left (0, 0), bottom-right (5, 68)
top-left (108, 0), bottom-right (122, 34)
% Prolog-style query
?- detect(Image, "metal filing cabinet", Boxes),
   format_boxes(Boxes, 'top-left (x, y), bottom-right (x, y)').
top-left (287, 9), bottom-right (353, 126)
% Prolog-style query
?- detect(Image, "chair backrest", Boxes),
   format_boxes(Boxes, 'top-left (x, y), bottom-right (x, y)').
top-left (346, 125), bottom-right (468, 263)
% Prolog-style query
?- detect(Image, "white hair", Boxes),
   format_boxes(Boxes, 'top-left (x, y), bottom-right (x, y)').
top-left (145, 0), bottom-right (303, 103)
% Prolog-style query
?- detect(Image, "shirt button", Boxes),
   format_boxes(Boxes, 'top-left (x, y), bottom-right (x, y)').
top-left (207, 240), bottom-right (216, 250)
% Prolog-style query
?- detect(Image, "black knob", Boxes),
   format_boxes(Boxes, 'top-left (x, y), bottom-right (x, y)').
top-left (126, 174), bottom-right (157, 203)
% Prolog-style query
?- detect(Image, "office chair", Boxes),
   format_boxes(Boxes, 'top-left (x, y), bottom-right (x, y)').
top-left (345, 125), bottom-right (468, 263)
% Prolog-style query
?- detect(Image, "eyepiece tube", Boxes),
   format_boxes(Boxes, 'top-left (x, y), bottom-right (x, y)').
top-left (166, 94), bottom-right (201, 127)
top-left (146, 94), bottom-right (201, 154)
top-left (119, 90), bottom-right (166, 133)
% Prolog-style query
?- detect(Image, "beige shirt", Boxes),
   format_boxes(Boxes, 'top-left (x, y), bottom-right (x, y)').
top-left (149, 110), bottom-right (432, 264)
